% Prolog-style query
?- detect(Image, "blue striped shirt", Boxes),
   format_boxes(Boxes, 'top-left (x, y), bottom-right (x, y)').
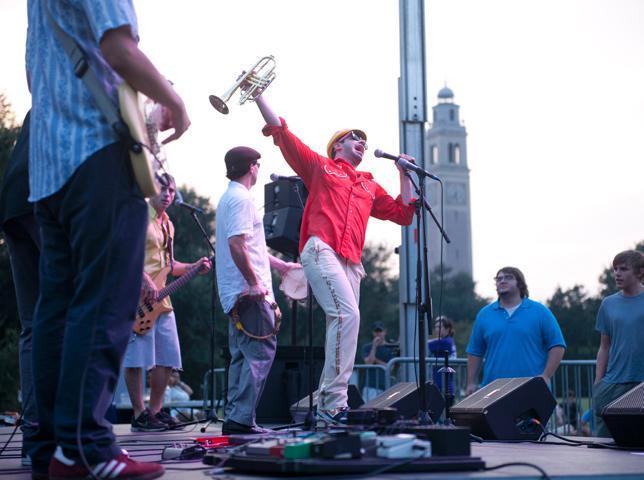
top-left (26, 0), bottom-right (138, 202)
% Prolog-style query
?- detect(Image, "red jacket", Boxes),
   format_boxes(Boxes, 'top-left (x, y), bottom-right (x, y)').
top-left (263, 119), bottom-right (415, 264)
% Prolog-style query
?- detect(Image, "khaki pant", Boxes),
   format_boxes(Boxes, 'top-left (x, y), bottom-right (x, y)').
top-left (300, 237), bottom-right (365, 411)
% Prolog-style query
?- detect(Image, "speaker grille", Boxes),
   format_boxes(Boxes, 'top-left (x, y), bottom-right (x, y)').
top-left (452, 377), bottom-right (534, 412)
top-left (604, 382), bottom-right (644, 414)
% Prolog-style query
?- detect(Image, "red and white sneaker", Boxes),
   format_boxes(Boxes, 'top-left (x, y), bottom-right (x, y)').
top-left (49, 446), bottom-right (164, 479)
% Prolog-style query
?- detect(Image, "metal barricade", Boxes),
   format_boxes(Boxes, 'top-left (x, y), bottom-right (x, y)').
top-left (372, 356), bottom-right (596, 435)
top-left (201, 368), bottom-right (226, 413)
top-left (350, 364), bottom-right (390, 402)
top-left (550, 360), bottom-right (596, 435)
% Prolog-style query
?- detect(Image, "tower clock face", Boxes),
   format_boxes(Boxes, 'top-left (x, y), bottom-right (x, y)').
top-left (446, 183), bottom-right (466, 205)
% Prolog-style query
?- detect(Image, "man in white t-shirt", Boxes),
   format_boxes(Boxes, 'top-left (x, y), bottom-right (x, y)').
top-left (215, 146), bottom-right (296, 435)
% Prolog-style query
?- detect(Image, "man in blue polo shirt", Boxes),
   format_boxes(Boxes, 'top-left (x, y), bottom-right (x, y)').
top-left (466, 267), bottom-right (566, 395)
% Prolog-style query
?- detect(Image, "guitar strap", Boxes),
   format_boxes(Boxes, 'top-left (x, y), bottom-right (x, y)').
top-left (44, 2), bottom-right (140, 153)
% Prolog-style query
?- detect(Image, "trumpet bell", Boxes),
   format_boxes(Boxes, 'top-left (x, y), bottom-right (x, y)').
top-left (209, 95), bottom-right (229, 115)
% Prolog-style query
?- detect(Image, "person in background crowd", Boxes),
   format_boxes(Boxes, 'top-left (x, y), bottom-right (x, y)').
top-left (593, 250), bottom-right (644, 437)
top-left (466, 267), bottom-right (566, 395)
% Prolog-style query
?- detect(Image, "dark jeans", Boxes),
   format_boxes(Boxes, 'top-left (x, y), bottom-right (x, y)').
top-left (27, 143), bottom-right (148, 467)
top-left (3, 214), bottom-right (40, 441)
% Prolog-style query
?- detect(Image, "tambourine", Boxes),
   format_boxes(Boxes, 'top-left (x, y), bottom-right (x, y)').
top-left (231, 297), bottom-right (280, 340)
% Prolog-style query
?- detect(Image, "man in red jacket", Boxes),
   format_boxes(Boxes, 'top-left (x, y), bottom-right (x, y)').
top-left (252, 92), bottom-right (415, 423)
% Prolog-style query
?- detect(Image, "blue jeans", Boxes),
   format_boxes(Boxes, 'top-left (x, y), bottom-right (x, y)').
top-left (27, 142), bottom-right (148, 467)
top-left (225, 299), bottom-right (277, 426)
top-left (3, 215), bottom-right (40, 443)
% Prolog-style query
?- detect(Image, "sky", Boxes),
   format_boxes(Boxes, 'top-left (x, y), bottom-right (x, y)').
top-left (1, 0), bottom-right (643, 302)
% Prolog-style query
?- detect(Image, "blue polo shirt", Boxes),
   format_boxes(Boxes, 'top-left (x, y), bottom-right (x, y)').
top-left (466, 298), bottom-right (566, 386)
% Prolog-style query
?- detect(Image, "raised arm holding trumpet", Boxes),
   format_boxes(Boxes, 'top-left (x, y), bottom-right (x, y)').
top-left (226, 71), bottom-right (416, 424)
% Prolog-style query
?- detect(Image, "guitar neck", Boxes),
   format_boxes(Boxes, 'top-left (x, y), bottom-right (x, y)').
top-left (156, 262), bottom-right (203, 301)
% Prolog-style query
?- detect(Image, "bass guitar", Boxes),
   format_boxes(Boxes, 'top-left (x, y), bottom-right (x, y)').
top-left (133, 258), bottom-right (212, 335)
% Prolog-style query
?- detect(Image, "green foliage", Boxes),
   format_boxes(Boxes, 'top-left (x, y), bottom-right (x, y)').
top-left (430, 269), bottom-right (490, 356)
top-left (546, 240), bottom-right (643, 359)
top-left (164, 187), bottom-right (225, 398)
top-left (0, 93), bottom-right (20, 185)
top-left (357, 243), bottom-right (401, 347)
top-left (547, 285), bottom-right (601, 359)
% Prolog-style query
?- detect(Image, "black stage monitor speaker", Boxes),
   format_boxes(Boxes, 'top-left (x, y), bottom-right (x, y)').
top-left (263, 179), bottom-right (308, 257)
top-left (450, 377), bottom-right (556, 440)
top-left (255, 346), bottom-right (325, 424)
top-left (601, 382), bottom-right (644, 447)
top-left (362, 381), bottom-right (445, 422)
top-left (263, 207), bottom-right (303, 257)
top-left (264, 179), bottom-right (308, 212)
top-left (290, 384), bottom-right (364, 423)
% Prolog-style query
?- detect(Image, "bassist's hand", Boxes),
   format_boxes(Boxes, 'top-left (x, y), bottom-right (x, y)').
top-left (141, 273), bottom-right (158, 304)
top-left (195, 257), bottom-right (212, 275)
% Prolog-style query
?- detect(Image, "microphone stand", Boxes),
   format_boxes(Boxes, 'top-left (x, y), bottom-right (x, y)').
top-left (171, 203), bottom-right (222, 432)
top-left (291, 181), bottom-right (317, 432)
top-left (404, 171), bottom-right (449, 424)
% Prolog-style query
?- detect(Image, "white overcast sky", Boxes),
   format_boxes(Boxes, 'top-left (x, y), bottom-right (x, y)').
top-left (1, 0), bottom-right (643, 302)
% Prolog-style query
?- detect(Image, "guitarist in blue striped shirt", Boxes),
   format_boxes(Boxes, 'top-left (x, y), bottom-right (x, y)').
top-left (26, 1), bottom-right (190, 478)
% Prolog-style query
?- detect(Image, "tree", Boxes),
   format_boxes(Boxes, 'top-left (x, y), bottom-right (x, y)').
top-left (164, 187), bottom-right (225, 397)
top-left (356, 243), bottom-right (401, 348)
top-left (547, 285), bottom-right (600, 359)
top-left (430, 268), bottom-right (490, 355)
top-left (546, 240), bottom-right (643, 360)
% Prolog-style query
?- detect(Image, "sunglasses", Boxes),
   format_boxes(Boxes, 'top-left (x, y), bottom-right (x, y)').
top-left (344, 131), bottom-right (368, 150)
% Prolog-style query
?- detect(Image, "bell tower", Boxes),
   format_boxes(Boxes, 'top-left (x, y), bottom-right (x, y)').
top-left (425, 86), bottom-right (473, 276)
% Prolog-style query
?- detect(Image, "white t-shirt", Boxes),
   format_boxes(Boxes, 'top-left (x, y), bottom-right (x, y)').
top-left (503, 304), bottom-right (521, 318)
top-left (215, 181), bottom-right (274, 314)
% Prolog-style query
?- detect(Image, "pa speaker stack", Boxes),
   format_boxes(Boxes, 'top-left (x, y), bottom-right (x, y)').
top-left (601, 381), bottom-right (644, 447)
top-left (450, 377), bottom-right (556, 440)
top-left (263, 178), bottom-right (308, 257)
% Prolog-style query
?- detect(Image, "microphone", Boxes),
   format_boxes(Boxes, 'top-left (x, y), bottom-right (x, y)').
top-left (373, 149), bottom-right (440, 181)
top-left (174, 189), bottom-right (204, 214)
top-left (270, 173), bottom-right (301, 182)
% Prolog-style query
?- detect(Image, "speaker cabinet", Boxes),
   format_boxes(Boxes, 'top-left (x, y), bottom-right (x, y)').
top-left (601, 382), bottom-right (644, 447)
top-left (450, 377), bottom-right (555, 440)
top-left (254, 346), bottom-right (325, 424)
top-left (362, 381), bottom-right (445, 422)
top-left (263, 207), bottom-right (303, 257)
top-left (264, 179), bottom-right (308, 212)
top-left (290, 384), bottom-right (364, 423)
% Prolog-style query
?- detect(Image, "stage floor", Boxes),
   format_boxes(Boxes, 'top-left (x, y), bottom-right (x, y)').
top-left (1, 424), bottom-right (643, 479)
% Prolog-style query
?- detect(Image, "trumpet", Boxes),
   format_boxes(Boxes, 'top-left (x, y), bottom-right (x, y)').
top-left (209, 56), bottom-right (276, 114)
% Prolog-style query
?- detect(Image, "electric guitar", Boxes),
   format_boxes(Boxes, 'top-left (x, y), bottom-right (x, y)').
top-left (133, 258), bottom-right (212, 335)
top-left (118, 83), bottom-right (166, 198)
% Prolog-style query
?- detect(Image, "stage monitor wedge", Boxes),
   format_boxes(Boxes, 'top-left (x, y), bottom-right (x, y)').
top-left (290, 385), bottom-right (364, 423)
top-left (601, 381), bottom-right (644, 447)
top-left (362, 381), bottom-right (445, 422)
top-left (450, 377), bottom-right (555, 440)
